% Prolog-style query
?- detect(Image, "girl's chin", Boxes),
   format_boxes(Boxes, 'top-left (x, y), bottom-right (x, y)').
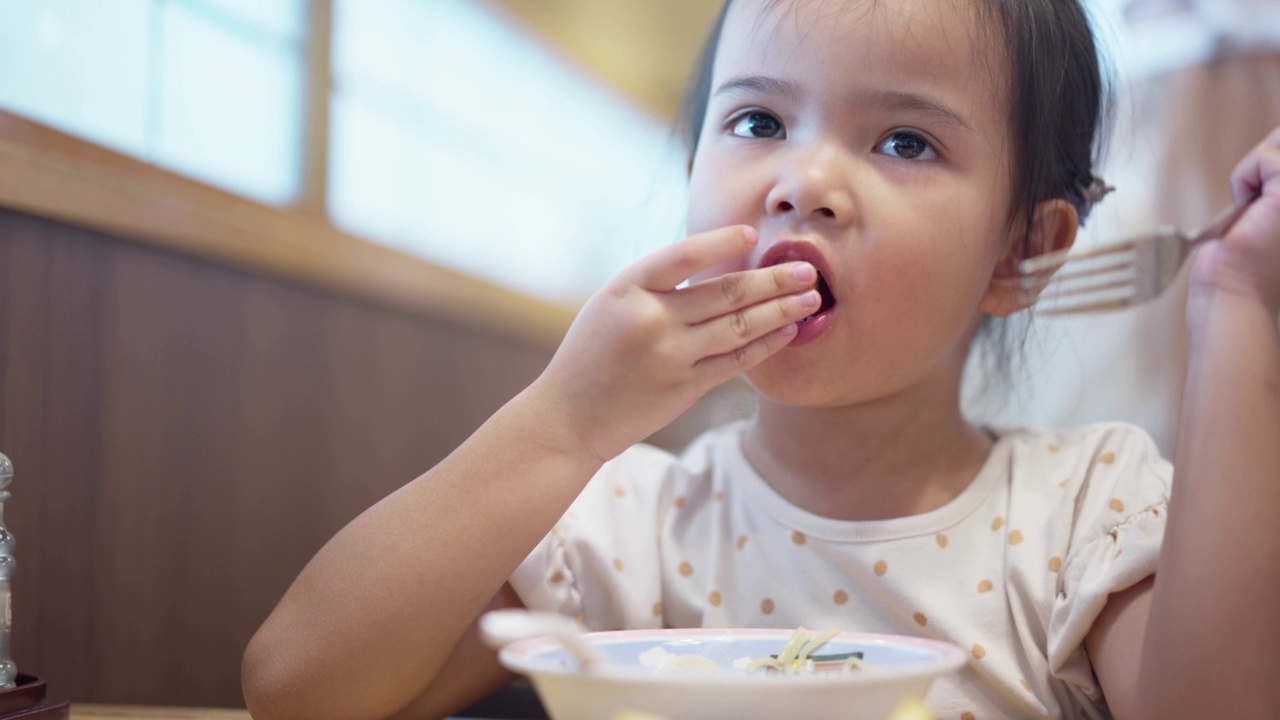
top-left (742, 362), bottom-right (843, 408)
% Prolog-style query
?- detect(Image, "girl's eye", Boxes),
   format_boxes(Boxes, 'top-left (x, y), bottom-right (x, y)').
top-left (877, 132), bottom-right (937, 161)
top-left (729, 111), bottom-right (785, 139)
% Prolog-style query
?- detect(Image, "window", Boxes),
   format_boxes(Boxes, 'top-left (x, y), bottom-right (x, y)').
top-left (0, 0), bottom-right (307, 204)
top-left (328, 0), bottom-right (686, 301)
top-left (0, 0), bottom-right (688, 301)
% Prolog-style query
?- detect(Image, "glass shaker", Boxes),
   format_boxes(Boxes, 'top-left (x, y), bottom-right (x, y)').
top-left (0, 452), bottom-right (15, 689)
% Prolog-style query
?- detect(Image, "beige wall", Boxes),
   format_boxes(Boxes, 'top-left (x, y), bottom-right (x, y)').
top-left (490, 0), bottom-right (724, 119)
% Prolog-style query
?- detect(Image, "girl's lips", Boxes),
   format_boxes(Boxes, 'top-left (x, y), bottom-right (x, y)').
top-left (758, 239), bottom-right (833, 280)
top-left (757, 239), bottom-right (838, 346)
top-left (790, 308), bottom-right (834, 347)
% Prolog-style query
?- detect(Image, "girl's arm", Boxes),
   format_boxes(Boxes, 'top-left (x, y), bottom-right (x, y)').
top-left (240, 225), bottom-right (820, 720)
top-left (1088, 128), bottom-right (1280, 719)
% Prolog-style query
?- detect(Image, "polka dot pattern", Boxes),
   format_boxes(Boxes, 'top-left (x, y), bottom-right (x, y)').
top-left (962, 713), bottom-right (977, 720)
top-left (1099, 451), bottom-right (1116, 465)
top-left (534, 425), bottom-right (1162, 720)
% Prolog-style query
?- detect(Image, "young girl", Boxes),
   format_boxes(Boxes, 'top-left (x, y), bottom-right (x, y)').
top-left (242, 1), bottom-right (1280, 718)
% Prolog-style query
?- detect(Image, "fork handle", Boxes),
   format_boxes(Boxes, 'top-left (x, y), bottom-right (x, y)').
top-left (1190, 193), bottom-right (1261, 246)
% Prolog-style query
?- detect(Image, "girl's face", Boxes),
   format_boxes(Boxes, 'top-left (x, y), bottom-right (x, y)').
top-left (687, 0), bottom-right (1021, 408)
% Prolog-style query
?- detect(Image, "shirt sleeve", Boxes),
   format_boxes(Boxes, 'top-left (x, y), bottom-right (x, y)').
top-left (508, 443), bottom-right (674, 632)
top-left (1047, 424), bottom-right (1172, 694)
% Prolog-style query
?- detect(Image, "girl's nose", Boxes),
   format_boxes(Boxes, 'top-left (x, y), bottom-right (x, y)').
top-left (764, 142), bottom-right (856, 226)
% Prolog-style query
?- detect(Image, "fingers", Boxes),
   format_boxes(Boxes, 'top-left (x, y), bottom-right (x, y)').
top-left (1231, 127), bottom-right (1280, 204)
top-left (696, 288), bottom-right (819, 358)
top-left (613, 223), bottom-right (819, 387)
top-left (674, 261), bottom-right (818, 324)
top-left (694, 322), bottom-right (800, 378)
top-left (629, 226), bottom-right (758, 291)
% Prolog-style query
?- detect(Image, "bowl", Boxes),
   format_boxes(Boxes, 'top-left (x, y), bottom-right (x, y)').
top-left (498, 627), bottom-right (967, 720)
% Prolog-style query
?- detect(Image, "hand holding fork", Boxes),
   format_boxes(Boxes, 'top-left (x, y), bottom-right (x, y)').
top-left (1019, 198), bottom-right (1258, 315)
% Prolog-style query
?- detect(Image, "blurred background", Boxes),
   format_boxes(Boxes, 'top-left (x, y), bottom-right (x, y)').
top-left (0, 0), bottom-right (1277, 713)
top-left (0, 0), bottom-right (719, 302)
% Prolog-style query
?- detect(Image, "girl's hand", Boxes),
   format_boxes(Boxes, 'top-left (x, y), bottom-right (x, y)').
top-left (1190, 127), bottom-right (1280, 313)
top-left (533, 225), bottom-right (818, 463)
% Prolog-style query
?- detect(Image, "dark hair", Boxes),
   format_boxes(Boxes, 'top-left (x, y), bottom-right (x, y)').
top-left (675, 0), bottom-right (1111, 392)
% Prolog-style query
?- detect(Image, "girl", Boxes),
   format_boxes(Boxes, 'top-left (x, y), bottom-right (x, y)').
top-left (242, 1), bottom-right (1280, 718)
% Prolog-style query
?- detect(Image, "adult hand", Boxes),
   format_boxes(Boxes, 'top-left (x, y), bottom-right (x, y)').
top-left (1190, 126), bottom-right (1280, 314)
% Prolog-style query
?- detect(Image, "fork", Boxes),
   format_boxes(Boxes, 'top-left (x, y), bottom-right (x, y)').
top-left (1018, 196), bottom-right (1258, 315)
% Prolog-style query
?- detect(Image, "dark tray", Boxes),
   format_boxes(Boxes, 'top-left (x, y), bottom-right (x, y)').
top-left (0, 676), bottom-right (69, 719)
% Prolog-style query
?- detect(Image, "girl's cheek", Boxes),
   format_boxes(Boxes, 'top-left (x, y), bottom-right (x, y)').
top-left (691, 257), bottom-right (748, 283)
top-left (685, 195), bottom-right (723, 238)
top-left (685, 156), bottom-right (742, 235)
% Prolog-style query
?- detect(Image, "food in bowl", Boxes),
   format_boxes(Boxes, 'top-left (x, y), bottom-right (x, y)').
top-left (611, 697), bottom-right (938, 720)
top-left (639, 627), bottom-right (868, 677)
top-left (498, 626), bottom-right (966, 720)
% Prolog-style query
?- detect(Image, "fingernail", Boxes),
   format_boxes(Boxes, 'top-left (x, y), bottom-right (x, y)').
top-left (742, 226), bottom-right (759, 244)
top-left (780, 323), bottom-right (797, 336)
top-left (793, 263), bottom-right (816, 282)
top-left (800, 290), bottom-right (820, 308)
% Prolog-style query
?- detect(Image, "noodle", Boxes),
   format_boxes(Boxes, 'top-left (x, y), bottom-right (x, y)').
top-left (636, 627), bottom-right (871, 678)
top-left (746, 627), bottom-right (869, 675)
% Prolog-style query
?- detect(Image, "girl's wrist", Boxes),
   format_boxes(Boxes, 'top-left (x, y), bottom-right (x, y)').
top-left (513, 379), bottom-right (612, 471)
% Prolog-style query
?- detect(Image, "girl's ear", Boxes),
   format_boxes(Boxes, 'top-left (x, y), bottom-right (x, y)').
top-left (979, 199), bottom-right (1079, 317)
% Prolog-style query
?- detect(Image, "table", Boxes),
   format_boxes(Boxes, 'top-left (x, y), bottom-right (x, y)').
top-left (70, 707), bottom-right (250, 720)
top-left (68, 706), bottom-right (495, 720)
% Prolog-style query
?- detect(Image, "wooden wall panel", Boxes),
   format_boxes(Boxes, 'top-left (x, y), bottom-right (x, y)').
top-left (0, 208), bottom-right (557, 707)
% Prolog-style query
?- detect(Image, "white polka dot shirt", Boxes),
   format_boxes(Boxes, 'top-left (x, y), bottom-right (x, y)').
top-left (511, 421), bottom-right (1171, 720)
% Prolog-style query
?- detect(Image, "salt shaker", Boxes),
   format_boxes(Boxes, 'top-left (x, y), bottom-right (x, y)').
top-left (0, 453), bottom-right (15, 689)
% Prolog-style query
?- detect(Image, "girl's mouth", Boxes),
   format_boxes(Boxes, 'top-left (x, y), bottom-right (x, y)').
top-left (807, 273), bottom-right (836, 321)
top-left (758, 239), bottom-right (838, 347)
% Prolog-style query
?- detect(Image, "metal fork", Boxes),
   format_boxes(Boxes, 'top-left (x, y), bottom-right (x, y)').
top-left (1018, 196), bottom-right (1259, 315)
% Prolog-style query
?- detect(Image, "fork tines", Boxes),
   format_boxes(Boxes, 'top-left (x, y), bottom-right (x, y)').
top-left (1018, 240), bottom-right (1144, 315)
top-left (1016, 199), bottom-right (1257, 316)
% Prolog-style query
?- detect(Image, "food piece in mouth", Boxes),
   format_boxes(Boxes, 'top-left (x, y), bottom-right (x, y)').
top-left (806, 273), bottom-right (836, 321)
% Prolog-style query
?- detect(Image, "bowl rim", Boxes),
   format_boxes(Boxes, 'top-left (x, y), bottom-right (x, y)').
top-left (498, 627), bottom-right (969, 687)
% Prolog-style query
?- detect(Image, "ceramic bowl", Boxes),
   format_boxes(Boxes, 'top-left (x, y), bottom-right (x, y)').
top-left (498, 627), bottom-right (967, 720)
